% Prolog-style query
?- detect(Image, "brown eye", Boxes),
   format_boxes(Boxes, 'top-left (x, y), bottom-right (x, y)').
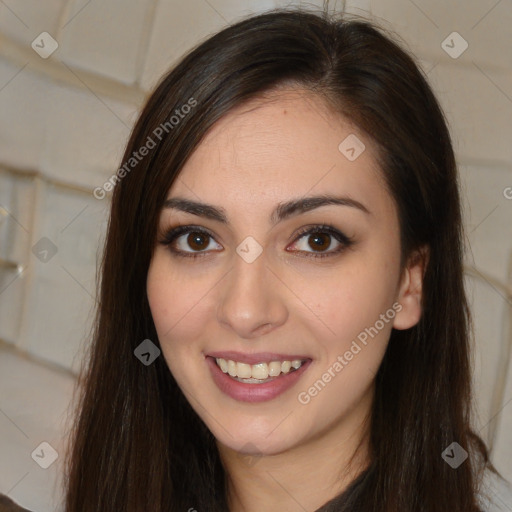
top-left (307, 233), bottom-right (331, 252)
top-left (187, 232), bottom-right (210, 251)
top-left (288, 224), bottom-right (354, 259)
top-left (159, 225), bottom-right (222, 258)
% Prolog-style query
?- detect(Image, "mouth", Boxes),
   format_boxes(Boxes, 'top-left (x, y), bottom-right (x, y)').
top-left (214, 356), bottom-right (308, 383)
top-left (205, 353), bottom-right (312, 403)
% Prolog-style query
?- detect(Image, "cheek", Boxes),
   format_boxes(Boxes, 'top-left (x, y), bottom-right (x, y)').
top-left (147, 274), bottom-right (190, 392)
top-left (147, 255), bottom-right (205, 335)
top-left (298, 269), bottom-right (395, 417)
top-left (146, 263), bottom-right (172, 334)
top-left (300, 252), bottom-right (400, 399)
top-left (301, 256), bottom-right (399, 343)
top-left (146, 256), bottom-right (212, 377)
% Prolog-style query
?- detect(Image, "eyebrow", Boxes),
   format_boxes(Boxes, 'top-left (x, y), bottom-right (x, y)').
top-left (162, 194), bottom-right (371, 225)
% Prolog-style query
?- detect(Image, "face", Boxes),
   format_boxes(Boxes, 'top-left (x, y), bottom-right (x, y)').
top-left (146, 88), bottom-right (422, 458)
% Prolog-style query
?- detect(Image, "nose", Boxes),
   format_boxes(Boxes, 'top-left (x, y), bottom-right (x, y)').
top-left (216, 249), bottom-right (288, 339)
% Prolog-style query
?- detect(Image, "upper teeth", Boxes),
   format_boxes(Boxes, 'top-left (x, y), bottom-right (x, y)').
top-left (215, 358), bottom-right (304, 379)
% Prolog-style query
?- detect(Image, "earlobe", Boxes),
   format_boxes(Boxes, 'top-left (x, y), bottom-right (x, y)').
top-left (392, 247), bottom-right (429, 330)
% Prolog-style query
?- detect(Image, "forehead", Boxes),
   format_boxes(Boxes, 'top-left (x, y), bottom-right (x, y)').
top-left (165, 88), bottom-right (390, 219)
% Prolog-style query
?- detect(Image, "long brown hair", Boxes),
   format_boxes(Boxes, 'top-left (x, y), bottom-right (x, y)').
top-left (64, 6), bottom-right (500, 511)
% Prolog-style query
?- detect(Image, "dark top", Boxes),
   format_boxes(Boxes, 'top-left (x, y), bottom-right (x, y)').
top-left (0, 494), bottom-right (32, 512)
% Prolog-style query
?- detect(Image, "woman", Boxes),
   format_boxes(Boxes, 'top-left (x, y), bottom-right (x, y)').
top-left (62, 6), bottom-right (511, 512)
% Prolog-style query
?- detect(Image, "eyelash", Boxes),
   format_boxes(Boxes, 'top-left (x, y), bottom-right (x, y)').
top-left (158, 223), bottom-right (354, 260)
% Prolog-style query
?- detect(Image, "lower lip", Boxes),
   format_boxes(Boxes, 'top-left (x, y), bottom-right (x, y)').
top-left (206, 356), bottom-right (312, 403)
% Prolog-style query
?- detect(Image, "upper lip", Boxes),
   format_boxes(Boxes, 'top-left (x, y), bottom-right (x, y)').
top-left (206, 351), bottom-right (312, 365)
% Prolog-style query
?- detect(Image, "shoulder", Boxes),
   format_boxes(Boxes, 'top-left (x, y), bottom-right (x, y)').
top-left (0, 494), bottom-right (33, 512)
top-left (477, 468), bottom-right (512, 512)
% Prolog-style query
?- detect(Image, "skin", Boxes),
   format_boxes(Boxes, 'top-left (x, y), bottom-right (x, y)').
top-left (146, 88), bottom-right (425, 511)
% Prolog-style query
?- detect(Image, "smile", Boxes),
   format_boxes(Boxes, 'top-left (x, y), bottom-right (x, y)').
top-left (206, 355), bottom-right (312, 403)
top-left (215, 357), bottom-right (306, 382)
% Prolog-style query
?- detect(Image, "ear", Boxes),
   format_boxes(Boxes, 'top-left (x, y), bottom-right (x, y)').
top-left (393, 246), bottom-right (429, 330)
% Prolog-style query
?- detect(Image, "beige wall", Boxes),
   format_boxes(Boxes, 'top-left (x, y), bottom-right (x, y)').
top-left (0, 0), bottom-right (511, 501)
